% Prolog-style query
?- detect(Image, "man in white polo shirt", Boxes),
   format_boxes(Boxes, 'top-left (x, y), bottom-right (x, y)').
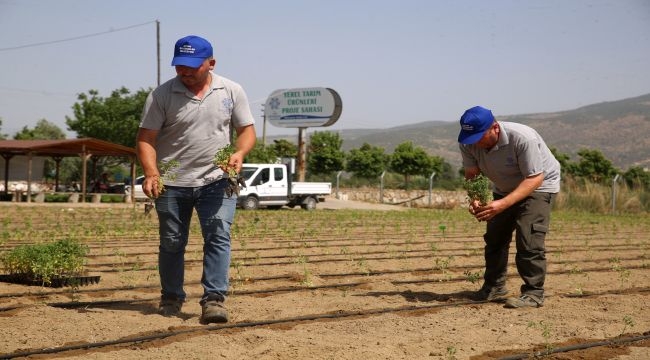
top-left (136, 35), bottom-right (256, 323)
top-left (458, 106), bottom-right (560, 308)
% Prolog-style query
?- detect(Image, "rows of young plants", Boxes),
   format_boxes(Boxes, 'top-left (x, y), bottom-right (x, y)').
top-left (0, 204), bottom-right (648, 359)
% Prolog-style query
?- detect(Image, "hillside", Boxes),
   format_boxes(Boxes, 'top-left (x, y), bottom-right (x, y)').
top-left (269, 93), bottom-right (650, 170)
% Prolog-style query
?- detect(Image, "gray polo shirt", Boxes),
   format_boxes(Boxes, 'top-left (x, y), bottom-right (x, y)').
top-left (459, 122), bottom-right (560, 195)
top-left (140, 72), bottom-right (255, 187)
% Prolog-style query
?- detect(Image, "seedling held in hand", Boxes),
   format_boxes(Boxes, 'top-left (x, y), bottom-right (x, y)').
top-left (143, 160), bottom-right (179, 215)
top-left (213, 144), bottom-right (246, 197)
top-left (464, 174), bottom-right (493, 206)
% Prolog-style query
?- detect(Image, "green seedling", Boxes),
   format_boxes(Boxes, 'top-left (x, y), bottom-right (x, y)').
top-left (213, 144), bottom-right (246, 196)
top-left (1, 238), bottom-right (89, 286)
top-left (142, 159), bottom-right (180, 215)
top-left (464, 269), bottom-right (482, 285)
top-left (621, 315), bottom-right (635, 336)
top-left (527, 320), bottom-right (554, 354)
top-left (464, 174), bottom-right (493, 206)
top-left (438, 224), bottom-right (447, 239)
top-left (156, 159), bottom-right (180, 195)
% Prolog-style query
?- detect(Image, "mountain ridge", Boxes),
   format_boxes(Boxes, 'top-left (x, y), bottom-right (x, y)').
top-left (268, 93), bottom-right (650, 170)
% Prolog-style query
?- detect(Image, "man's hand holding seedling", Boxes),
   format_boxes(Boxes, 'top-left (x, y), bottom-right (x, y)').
top-left (214, 145), bottom-right (247, 197)
top-left (464, 174), bottom-right (495, 222)
top-left (142, 160), bottom-right (180, 200)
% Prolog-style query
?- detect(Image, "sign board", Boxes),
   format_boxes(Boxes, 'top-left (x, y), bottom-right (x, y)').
top-left (264, 87), bottom-right (342, 128)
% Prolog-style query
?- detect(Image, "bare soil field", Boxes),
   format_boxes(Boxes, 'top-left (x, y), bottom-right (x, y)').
top-left (0, 199), bottom-right (649, 359)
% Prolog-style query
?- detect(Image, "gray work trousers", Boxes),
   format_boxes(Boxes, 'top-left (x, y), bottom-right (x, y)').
top-left (482, 192), bottom-right (556, 303)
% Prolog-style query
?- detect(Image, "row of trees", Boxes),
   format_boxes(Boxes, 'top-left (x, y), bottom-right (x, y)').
top-left (1, 87), bottom-right (649, 191)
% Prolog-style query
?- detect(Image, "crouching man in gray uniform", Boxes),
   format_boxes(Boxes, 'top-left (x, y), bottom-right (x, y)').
top-left (457, 106), bottom-right (560, 308)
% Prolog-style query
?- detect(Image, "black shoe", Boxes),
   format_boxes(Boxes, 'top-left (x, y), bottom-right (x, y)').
top-left (504, 295), bottom-right (543, 308)
top-left (158, 297), bottom-right (183, 316)
top-left (473, 286), bottom-right (508, 302)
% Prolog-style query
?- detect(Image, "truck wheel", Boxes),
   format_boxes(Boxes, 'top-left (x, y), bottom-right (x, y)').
top-left (300, 197), bottom-right (317, 210)
top-left (242, 196), bottom-right (259, 210)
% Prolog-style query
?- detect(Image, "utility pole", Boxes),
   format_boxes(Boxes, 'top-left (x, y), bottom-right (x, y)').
top-left (156, 20), bottom-right (161, 86)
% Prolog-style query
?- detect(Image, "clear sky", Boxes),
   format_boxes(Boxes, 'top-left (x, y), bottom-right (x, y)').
top-left (1, 0), bottom-right (649, 139)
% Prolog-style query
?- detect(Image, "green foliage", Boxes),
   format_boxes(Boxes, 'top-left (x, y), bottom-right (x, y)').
top-left (464, 174), bottom-right (493, 205)
top-left (66, 87), bottom-right (151, 148)
top-left (1, 239), bottom-right (89, 285)
top-left (0, 117), bottom-right (7, 139)
top-left (567, 149), bottom-right (618, 184)
top-left (389, 141), bottom-right (436, 188)
top-left (13, 119), bottom-right (66, 140)
top-left (156, 160), bottom-right (180, 194)
top-left (10, 119), bottom-right (67, 182)
top-left (307, 131), bottom-right (345, 175)
top-left (623, 166), bottom-right (650, 190)
top-left (214, 145), bottom-right (237, 176)
top-left (245, 142), bottom-right (278, 164)
top-left (271, 139), bottom-right (298, 158)
top-left (346, 143), bottom-right (389, 179)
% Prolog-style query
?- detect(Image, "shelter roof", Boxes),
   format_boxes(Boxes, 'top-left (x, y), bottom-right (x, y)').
top-left (0, 138), bottom-right (136, 158)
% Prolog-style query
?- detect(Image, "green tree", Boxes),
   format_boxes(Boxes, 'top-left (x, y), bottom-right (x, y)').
top-left (12, 120), bottom-right (68, 183)
top-left (570, 149), bottom-right (618, 184)
top-left (346, 143), bottom-right (388, 179)
top-left (307, 131), bottom-right (345, 175)
top-left (389, 141), bottom-right (436, 188)
top-left (271, 139), bottom-right (298, 159)
top-left (623, 166), bottom-right (650, 190)
top-left (13, 119), bottom-right (66, 140)
top-left (0, 117), bottom-right (7, 139)
top-left (245, 142), bottom-right (278, 163)
top-left (550, 147), bottom-right (574, 175)
top-left (66, 87), bottom-right (150, 148)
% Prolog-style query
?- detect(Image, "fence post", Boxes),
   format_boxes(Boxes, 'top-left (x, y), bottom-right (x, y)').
top-left (428, 171), bottom-right (436, 207)
top-left (611, 174), bottom-right (620, 213)
top-left (336, 171), bottom-right (342, 199)
top-left (379, 171), bottom-right (385, 203)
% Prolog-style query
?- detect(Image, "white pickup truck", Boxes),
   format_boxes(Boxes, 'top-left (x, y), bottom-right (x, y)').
top-left (238, 163), bottom-right (331, 210)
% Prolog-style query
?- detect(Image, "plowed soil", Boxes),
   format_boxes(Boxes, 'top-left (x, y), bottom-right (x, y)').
top-left (0, 199), bottom-right (648, 359)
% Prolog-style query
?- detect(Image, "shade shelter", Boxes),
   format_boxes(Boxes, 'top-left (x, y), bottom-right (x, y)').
top-left (0, 138), bottom-right (137, 203)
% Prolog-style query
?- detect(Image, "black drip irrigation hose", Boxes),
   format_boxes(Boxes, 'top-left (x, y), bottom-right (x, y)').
top-left (1, 259), bottom-right (648, 301)
top-left (88, 249), bottom-right (646, 273)
top-left (46, 281), bottom-right (370, 309)
top-left (29, 283), bottom-right (650, 313)
top-left (0, 300), bottom-right (479, 359)
top-left (498, 331), bottom-right (650, 360)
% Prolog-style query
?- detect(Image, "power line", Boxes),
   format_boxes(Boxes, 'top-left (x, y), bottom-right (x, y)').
top-left (0, 20), bottom-right (157, 52)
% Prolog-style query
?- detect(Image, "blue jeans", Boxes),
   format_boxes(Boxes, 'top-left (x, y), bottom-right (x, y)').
top-left (154, 179), bottom-right (236, 303)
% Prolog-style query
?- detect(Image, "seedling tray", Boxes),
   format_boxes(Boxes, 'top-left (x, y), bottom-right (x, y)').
top-left (0, 274), bottom-right (101, 288)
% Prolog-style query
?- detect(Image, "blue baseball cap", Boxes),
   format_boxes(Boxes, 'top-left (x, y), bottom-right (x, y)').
top-left (171, 35), bottom-right (213, 68)
top-left (458, 106), bottom-right (495, 144)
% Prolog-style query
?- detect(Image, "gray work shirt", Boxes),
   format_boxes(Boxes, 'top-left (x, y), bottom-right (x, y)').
top-left (140, 72), bottom-right (255, 187)
top-left (459, 122), bottom-right (561, 195)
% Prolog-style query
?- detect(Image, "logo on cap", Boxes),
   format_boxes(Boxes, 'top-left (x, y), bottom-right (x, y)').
top-left (178, 44), bottom-right (197, 55)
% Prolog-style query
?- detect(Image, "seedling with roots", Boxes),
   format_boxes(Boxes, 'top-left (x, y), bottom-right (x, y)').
top-left (143, 159), bottom-right (180, 215)
top-left (213, 144), bottom-right (246, 196)
top-left (156, 160), bottom-right (180, 194)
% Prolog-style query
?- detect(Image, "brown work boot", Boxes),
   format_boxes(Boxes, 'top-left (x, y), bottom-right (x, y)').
top-left (200, 298), bottom-right (228, 324)
top-left (504, 295), bottom-right (543, 308)
top-left (472, 286), bottom-right (508, 302)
